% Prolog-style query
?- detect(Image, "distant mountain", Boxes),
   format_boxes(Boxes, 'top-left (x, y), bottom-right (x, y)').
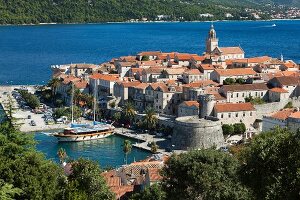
top-left (0, 0), bottom-right (298, 25)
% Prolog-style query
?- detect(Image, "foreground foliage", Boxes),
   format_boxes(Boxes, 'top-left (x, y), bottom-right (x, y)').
top-left (0, 122), bottom-right (114, 200)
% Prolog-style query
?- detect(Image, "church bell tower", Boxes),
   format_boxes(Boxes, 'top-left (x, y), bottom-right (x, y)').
top-left (206, 24), bottom-right (219, 54)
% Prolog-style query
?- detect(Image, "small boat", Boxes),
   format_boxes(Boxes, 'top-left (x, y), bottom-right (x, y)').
top-left (272, 24), bottom-right (276, 27)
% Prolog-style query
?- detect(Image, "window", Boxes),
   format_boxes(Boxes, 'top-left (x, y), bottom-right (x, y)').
top-left (250, 112), bottom-right (252, 116)
top-left (236, 113), bottom-right (238, 117)
top-left (243, 112), bottom-right (246, 117)
top-left (231, 94), bottom-right (233, 98)
top-left (228, 113), bottom-right (231, 118)
top-left (242, 93), bottom-right (244, 97)
top-left (236, 93), bottom-right (239, 97)
top-left (221, 114), bottom-right (224, 118)
top-left (261, 92), bottom-right (263, 96)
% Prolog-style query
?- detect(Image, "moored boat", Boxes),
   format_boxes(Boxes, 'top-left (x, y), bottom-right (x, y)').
top-left (53, 123), bottom-right (115, 142)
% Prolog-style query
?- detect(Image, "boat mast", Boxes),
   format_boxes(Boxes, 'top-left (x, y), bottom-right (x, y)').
top-left (71, 82), bottom-right (74, 123)
top-left (93, 80), bottom-right (97, 123)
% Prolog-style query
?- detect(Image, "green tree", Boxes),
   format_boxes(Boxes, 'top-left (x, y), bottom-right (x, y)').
top-left (113, 112), bottom-right (121, 122)
top-left (123, 102), bottom-right (136, 124)
top-left (223, 78), bottom-right (236, 85)
top-left (150, 142), bottom-right (159, 154)
top-left (0, 180), bottom-right (22, 200)
top-left (57, 148), bottom-right (67, 164)
top-left (141, 55), bottom-right (150, 61)
top-left (284, 101), bottom-right (293, 108)
top-left (161, 150), bottom-right (252, 200)
top-left (240, 127), bottom-right (300, 200)
top-left (143, 107), bottom-right (158, 131)
top-left (0, 122), bottom-right (64, 200)
top-left (130, 184), bottom-right (166, 200)
top-left (62, 158), bottom-right (115, 200)
top-left (48, 78), bottom-right (61, 97)
top-left (222, 124), bottom-right (234, 136)
top-left (123, 140), bottom-right (132, 165)
top-left (236, 78), bottom-right (246, 84)
top-left (233, 123), bottom-right (246, 135)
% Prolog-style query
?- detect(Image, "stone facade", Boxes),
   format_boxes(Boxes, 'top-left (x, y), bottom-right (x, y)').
top-left (172, 116), bottom-right (224, 150)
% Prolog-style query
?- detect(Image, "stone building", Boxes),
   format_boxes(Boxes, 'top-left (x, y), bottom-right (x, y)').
top-left (210, 68), bottom-right (257, 84)
top-left (213, 102), bottom-right (256, 127)
top-left (172, 116), bottom-right (224, 150)
top-left (219, 83), bottom-right (269, 103)
top-left (178, 101), bottom-right (199, 117)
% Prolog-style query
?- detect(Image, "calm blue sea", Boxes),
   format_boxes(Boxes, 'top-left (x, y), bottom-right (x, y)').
top-left (0, 20), bottom-right (299, 85)
top-left (35, 133), bottom-right (150, 168)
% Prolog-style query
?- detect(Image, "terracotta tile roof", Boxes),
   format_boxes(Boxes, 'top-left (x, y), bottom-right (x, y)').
top-left (191, 55), bottom-right (206, 62)
top-left (183, 69), bottom-right (202, 75)
top-left (130, 68), bottom-right (144, 74)
top-left (232, 56), bottom-right (272, 64)
top-left (102, 171), bottom-right (122, 187)
top-left (182, 80), bottom-right (219, 88)
top-left (269, 87), bottom-right (288, 93)
top-left (219, 47), bottom-right (244, 55)
top-left (116, 80), bottom-right (141, 88)
top-left (147, 168), bottom-right (163, 182)
top-left (269, 109), bottom-right (294, 120)
top-left (111, 185), bottom-right (134, 199)
top-left (137, 51), bottom-right (162, 56)
top-left (119, 56), bottom-right (137, 62)
top-left (62, 76), bottom-right (81, 85)
top-left (270, 76), bottom-right (300, 86)
top-left (137, 60), bottom-right (162, 67)
top-left (221, 83), bottom-right (269, 93)
top-left (199, 64), bottom-right (215, 70)
top-left (214, 102), bottom-right (255, 113)
top-left (165, 68), bottom-right (187, 75)
top-left (143, 67), bottom-right (165, 74)
top-left (90, 73), bottom-right (120, 81)
top-left (288, 111), bottom-right (300, 119)
top-left (175, 53), bottom-right (198, 61)
top-left (215, 68), bottom-right (256, 76)
top-left (73, 80), bottom-right (88, 89)
top-left (134, 83), bottom-right (150, 90)
top-left (118, 62), bottom-right (136, 67)
top-left (148, 82), bottom-right (167, 90)
top-left (283, 62), bottom-right (297, 68)
top-left (211, 92), bottom-right (226, 101)
top-left (181, 101), bottom-right (199, 107)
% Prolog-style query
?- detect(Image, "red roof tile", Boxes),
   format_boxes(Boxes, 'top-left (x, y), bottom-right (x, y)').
top-left (214, 102), bottom-right (255, 113)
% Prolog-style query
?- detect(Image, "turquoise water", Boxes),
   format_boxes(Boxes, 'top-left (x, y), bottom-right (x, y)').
top-left (35, 133), bottom-right (151, 168)
top-left (0, 20), bottom-right (299, 85)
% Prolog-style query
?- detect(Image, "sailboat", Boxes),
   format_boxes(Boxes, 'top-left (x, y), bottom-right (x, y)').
top-left (53, 82), bottom-right (115, 142)
top-left (272, 24), bottom-right (276, 27)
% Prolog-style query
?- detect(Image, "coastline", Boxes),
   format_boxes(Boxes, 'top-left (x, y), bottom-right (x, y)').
top-left (0, 18), bottom-right (299, 27)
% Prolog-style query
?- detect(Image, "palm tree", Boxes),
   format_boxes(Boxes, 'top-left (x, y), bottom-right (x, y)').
top-left (57, 148), bottom-right (67, 164)
top-left (123, 102), bottom-right (136, 125)
top-left (144, 107), bottom-right (158, 131)
top-left (123, 140), bottom-right (132, 165)
top-left (48, 78), bottom-right (61, 97)
top-left (150, 142), bottom-right (159, 154)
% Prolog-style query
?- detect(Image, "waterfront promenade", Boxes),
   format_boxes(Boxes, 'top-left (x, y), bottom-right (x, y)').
top-left (114, 128), bottom-right (168, 153)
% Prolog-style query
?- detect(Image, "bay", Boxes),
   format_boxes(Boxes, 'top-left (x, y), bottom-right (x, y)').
top-left (35, 133), bottom-right (151, 168)
top-left (0, 20), bottom-right (299, 85)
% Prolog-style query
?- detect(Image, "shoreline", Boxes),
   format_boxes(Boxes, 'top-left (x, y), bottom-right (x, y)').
top-left (0, 18), bottom-right (299, 27)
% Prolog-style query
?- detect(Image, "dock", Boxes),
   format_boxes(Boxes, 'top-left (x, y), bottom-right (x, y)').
top-left (114, 128), bottom-right (168, 153)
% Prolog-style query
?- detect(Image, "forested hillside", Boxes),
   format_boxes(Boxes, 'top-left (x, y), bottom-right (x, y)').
top-left (0, 0), bottom-right (297, 24)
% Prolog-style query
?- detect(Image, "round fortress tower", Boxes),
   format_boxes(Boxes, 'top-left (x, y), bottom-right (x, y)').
top-left (199, 94), bottom-right (216, 119)
top-left (172, 116), bottom-right (224, 150)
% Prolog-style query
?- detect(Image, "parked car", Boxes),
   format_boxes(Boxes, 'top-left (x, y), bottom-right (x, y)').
top-left (30, 120), bottom-right (36, 126)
